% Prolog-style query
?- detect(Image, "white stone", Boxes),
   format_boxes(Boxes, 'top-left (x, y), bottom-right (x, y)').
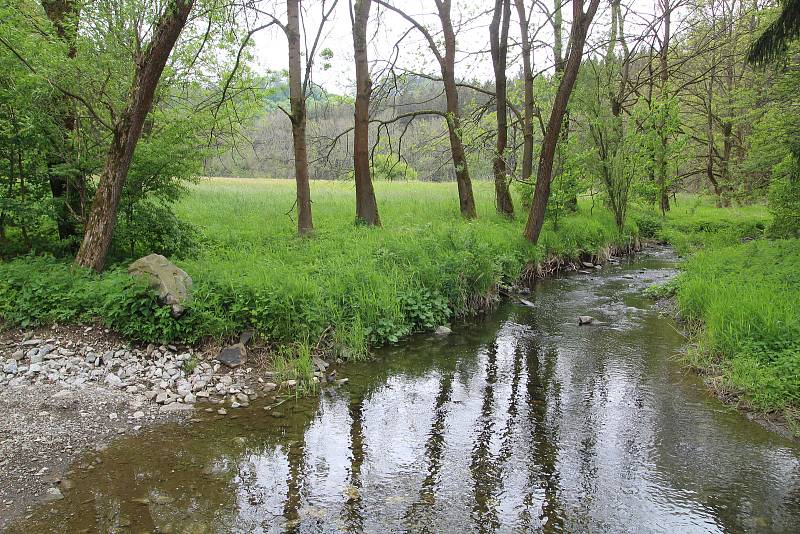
top-left (104, 373), bottom-right (123, 387)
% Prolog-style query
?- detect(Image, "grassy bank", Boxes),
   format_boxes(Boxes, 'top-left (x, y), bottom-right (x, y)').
top-left (660, 195), bottom-right (769, 253)
top-left (638, 197), bottom-right (800, 429)
top-left (3, 180), bottom-right (797, 421)
top-left (0, 179), bottom-right (636, 360)
top-left (675, 239), bottom-right (800, 425)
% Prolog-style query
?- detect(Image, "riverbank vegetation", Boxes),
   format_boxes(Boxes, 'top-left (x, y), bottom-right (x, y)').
top-left (0, 179), bottom-right (636, 354)
top-left (677, 240), bottom-right (800, 421)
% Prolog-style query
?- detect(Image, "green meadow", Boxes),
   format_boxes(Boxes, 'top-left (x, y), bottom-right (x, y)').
top-left (1, 178), bottom-right (635, 356)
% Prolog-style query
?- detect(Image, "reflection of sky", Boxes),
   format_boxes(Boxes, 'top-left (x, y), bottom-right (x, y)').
top-left (224, 257), bottom-right (800, 533)
top-left (22, 254), bottom-right (800, 533)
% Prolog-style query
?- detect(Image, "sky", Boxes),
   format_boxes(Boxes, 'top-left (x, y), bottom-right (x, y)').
top-left (248, 0), bottom-right (671, 95)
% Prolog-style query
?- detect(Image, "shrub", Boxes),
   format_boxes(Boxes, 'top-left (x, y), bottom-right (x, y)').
top-left (112, 201), bottom-right (201, 261)
top-left (630, 209), bottom-right (663, 239)
top-left (767, 179), bottom-right (800, 238)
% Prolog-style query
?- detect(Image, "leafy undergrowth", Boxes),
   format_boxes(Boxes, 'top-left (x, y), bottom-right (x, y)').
top-left (675, 239), bottom-right (800, 427)
top-left (0, 179), bottom-right (635, 361)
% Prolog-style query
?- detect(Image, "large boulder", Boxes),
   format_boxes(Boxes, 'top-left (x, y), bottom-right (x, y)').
top-left (217, 343), bottom-right (247, 368)
top-left (128, 254), bottom-right (192, 317)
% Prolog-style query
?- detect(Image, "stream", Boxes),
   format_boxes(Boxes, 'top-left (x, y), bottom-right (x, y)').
top-left (8, 247), bottom-right (800, 533)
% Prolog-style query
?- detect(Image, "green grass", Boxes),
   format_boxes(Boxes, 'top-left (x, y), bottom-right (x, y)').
top-left (0, 179), bottom-right (635, 356)
top-left (632, 197), bottom-right (800, 422)
top-left (658, 194), bottom-right (769, 254)
top-left (3, 180), bottom-right (796, 416)
top-left (675, 239), bottom-right (800, 415)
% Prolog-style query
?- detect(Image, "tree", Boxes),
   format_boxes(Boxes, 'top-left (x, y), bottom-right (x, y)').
top-left (523, 0), bottom-right (600, 243)
top-left (41, 0), bottom-right (83, 244)
top-left (263, 0), bottom-right (338, 235)
top-left (748, 0), bottom-right (800, 64)
top-left (75, 0), bottom-right (195, 271)
top-left (287, 0), bottom-right (314, 235)
top-left (657, 0), bottom-right (673, 213)
top-left (352, 0), bottom-right (381, 225)
top-left (514, 0), bottom-right (535, 185)
top-left (587, 0), bottom-right (636, 230)
top-left (375, 0), bottom-right (478, 219)
top-left (490, 0), bottom-right (514, 217)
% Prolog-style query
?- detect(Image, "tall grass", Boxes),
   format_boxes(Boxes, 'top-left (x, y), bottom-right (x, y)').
top-left (676, 239), bottom-right (800, 413)
top-left (1, 179), bottom-right (635, 355)
top-left (658, 194), bottom-right (769, 254)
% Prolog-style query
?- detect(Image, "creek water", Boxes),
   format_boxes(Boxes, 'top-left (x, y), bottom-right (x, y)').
top-left (8, 248), bottom-right (800, 533)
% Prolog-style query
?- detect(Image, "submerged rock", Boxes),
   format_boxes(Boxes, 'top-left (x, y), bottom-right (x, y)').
top-left (578, 315), bottom-right (594, 325)
top-left (312, 356), bottom-right (329, 372)
top-left (128, 254), bottom-right (192, 318)
top-left (43, 487), bottom-right (64, 502)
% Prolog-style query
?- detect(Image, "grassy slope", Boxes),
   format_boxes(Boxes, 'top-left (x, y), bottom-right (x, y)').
top-left (677, 240), bottom-right (800, 415)
top-left (2, 180), bottom-right (796, 418)
top-left (1, 179), bottom-right (635, 355)
top-left (647, 196), bottom-right (800, 425)
top-left (171, 179), bottom-right (633, 349)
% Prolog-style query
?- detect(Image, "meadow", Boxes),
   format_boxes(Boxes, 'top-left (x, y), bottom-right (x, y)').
top-left (1, 179), bottom-right (635, 357)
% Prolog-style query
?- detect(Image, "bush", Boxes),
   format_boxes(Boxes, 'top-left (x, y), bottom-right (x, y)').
top-left (630, 208), bottom-right (663, 239)
top-left (341, 153), bottom-right (418, 181)
top-left (767, 179), bottom-right (800, 238)
top-left (112, 201), bottom-right (201, 261)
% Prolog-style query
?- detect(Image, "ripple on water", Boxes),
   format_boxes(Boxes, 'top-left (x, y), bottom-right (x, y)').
top-left (8, 249), bottom-right (800, 533)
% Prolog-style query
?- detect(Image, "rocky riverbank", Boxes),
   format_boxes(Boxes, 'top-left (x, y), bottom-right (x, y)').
top-left (0, 324), bottom-right (283, 529)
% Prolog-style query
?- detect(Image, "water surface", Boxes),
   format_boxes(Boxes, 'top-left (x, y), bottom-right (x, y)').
top-left (10, 248), bottom-right (800, 533)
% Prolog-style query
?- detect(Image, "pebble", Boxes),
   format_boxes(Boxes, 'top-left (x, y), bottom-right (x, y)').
top-left (159, 403), bottom-right (194, 413)
top-left (0, 332), bottom-right (283, 434)
top-left (43, 487), bottom-right (64, 501)
top-left (104, 373), bottom-right (123, 388)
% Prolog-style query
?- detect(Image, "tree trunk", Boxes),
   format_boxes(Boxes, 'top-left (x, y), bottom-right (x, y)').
top-left (658, 0), bottom-right (671, 214)
top-left (514, 0), bottom-right (534, 185)
top-left (523, 0), bottom-right (600, 243)
top-left (553, 0), bottom-right (564, 71)
top-left (42, 0), bottom-right (84, 244)
top-left (74, 0), bottom-right (194, 271)
top-left (352, 0), bottom-right (380, 225)
top-left (436, 0), bottom-right (477, 219)
top-left (490, 0), bottom-right (513, 217)
top-left (287, 0), bottom-right (314, 235)
top-left (553, 0), bottom-right (578, 213)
